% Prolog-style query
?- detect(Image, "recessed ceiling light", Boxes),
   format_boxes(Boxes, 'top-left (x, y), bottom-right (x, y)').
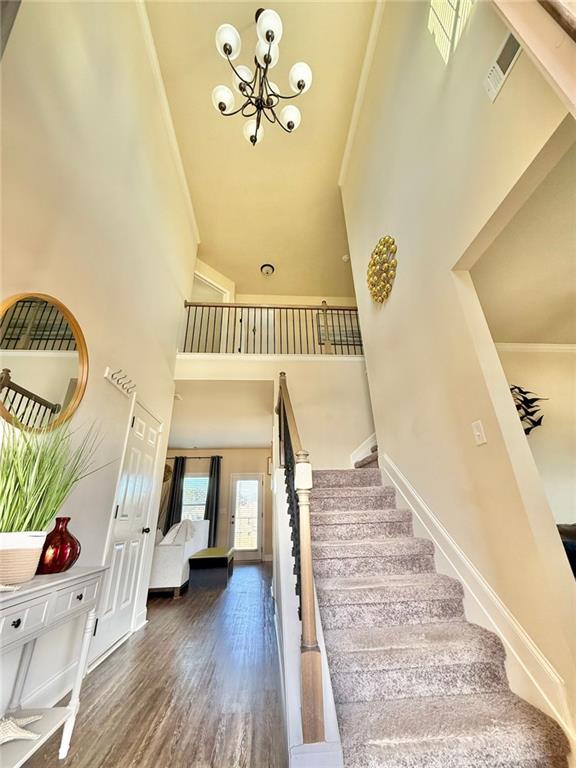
top-left (260, 263), bottom-right (275, 276)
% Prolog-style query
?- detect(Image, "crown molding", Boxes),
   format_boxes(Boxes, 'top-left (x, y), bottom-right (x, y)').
top-left (135, 0), bottom-right (201, 245)
top-left (496, 343), bottom-right (576, 353)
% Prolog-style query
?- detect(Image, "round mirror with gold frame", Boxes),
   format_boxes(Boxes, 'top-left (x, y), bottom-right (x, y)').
top-left (0, 293), bottom-right (88, 430)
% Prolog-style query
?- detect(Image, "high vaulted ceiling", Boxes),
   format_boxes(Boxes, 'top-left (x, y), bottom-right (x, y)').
top-left (146, 1), bottom-right (375, 296)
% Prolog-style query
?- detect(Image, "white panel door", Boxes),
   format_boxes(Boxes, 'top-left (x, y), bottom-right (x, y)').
top-left (230, 474), bottom-right (263, 562)
top-left (90, 402), bottom-right (160, 663)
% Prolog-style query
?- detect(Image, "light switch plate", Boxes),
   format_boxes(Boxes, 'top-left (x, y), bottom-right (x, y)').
top-left (472, 420), bottom-right (487, 446)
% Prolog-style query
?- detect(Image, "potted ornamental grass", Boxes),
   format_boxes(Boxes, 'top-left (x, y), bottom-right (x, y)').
top-left (0, 422), bottom-right (98, 585)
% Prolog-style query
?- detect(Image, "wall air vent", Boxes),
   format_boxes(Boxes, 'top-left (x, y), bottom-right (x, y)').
top-left (484, 33), bottom-right (522, 102)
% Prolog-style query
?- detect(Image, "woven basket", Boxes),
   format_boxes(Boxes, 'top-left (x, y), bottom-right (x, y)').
top-left (0, 533), bottom-right (47, 585)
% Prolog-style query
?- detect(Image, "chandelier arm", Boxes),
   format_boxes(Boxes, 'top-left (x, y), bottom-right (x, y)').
top-left (224, 53), bottom-right (257, 98)
top-left (269, 106), bottom-right (293, 134)
top-left (241, 102), bottom-right (259, 117)
top-left (220, 98), bottom-right (255, 118)
top-left (262, 108), bottom-right (277, 124)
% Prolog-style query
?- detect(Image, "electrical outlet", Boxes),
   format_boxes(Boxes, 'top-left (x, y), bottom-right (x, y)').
top-left (472, 420), bottom-right (487, 446)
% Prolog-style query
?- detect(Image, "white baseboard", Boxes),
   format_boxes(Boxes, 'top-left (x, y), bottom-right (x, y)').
top-left (88, 631), bottom-right (132, 674)
top-left (380, 451), bottom-right (576, 743)
top-left (132, 608), bottom-right (148, 633)
top-left (350, 432), bottom-right (377, 468)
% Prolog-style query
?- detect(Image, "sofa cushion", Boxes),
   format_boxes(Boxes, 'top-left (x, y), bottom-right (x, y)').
top-left (160, 519), bottom-right (199, 545)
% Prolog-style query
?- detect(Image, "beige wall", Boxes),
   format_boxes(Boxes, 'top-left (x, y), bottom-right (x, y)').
top-left (175, 356), bottom-right (375, 470)
top-left (498, 346), bottom-right (576, 525)
top-left (341, 0), bottom-right (575, 730)
top-left (166, 449), bottom-right (273, 556)
top-left (236, 294), bottom-right (356, 306)
top-left (0, 1), bottom-right (197, 712)
top-left (472, 144), bottom-right (576, 344)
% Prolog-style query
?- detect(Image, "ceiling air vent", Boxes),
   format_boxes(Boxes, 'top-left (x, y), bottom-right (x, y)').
top-left (484, 33), bottom-right (522, 103)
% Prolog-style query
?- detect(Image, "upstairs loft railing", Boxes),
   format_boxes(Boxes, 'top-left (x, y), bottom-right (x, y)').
top-left (276, 372), bottom-right (324, 744)
top-left (182, 300), bottom-right (363, 355)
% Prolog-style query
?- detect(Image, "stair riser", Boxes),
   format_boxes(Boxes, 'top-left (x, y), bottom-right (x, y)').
top-left (313, 555), bottom-right (435, 579)
top-left (354, 455), bottom-right (379, 469)
top-left (312, 521), bottom-right (413, 541)
top-left (330, 662), bottom-right (508, 704)
top-left (311, 509), bottom-right (412, 525)
top-left (313, 469), bottom-right (382, 488)
top-left (311, 493), bottom-right (395, 512)
top-left (319, 599), bottom-right (465, 630)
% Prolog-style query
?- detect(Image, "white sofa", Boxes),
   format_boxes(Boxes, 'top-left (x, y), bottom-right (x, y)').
top-left (149, 519), bottom-right (209, 598)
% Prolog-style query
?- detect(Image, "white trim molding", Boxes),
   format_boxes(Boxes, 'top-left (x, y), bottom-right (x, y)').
top-left (379, 451), bottom-right (576, 744)
top-left (350, 432), bottom-right (377, 468)
top-left (136, 0), bottom-right (201, 245)
top-left (496, 343), bottom-right (576, 354)
top-left (338, 1), bottom-right (385, 187)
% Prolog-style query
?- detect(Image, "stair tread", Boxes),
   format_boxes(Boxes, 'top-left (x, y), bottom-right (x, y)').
top-left (312, 508), bottom-right (412, 524)
top-left (316, 572), bottom-right (464, 604)
top-left (311, 485), bottom-right (392, 498)
top-left (324, 622), bottom-right (505, 670)
top-left (337, 693), bottom-right (569, 766)
top-left (313, 537), bottom-right (433, 559)
top-left (312, 468), bottom-right (382, 488)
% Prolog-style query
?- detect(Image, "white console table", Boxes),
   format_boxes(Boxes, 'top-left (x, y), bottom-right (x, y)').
top-left (0, 566), bottom-right (106, 767)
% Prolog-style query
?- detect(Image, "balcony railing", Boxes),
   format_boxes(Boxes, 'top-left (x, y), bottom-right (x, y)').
top-left (182, 300), bottom-right (363, 355)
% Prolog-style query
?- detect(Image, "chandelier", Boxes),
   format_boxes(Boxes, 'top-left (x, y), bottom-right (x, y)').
top-left (212, 8), bottom-right (313, 145)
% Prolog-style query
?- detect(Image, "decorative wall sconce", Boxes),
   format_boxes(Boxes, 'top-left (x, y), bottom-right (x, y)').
top-left (367, 236), bottom-right (398, 303)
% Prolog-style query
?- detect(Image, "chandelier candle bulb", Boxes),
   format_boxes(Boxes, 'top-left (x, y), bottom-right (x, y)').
top-left (212, 85), bottom-right (235, 113)
top-left (232, 65), bottom-right (253, 93)
top-left (215, 24), bottom-right (241, 60)
top-left (243, 118), bottom-right (263, 145)
top-left (256, 39), bottom-right (279, 69)
top-left (289, 62), bottom-right (312, 93)
top-left (256, 8), bottom-right (283, 44)
top-left (280, 105), bottom-right (301, 131)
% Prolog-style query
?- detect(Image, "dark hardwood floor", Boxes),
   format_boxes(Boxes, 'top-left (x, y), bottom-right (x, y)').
top-left (28, 564), bottom-right (288, 768)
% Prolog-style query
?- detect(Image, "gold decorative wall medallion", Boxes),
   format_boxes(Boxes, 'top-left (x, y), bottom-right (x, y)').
top-left (367, 236), bottom-right (398, 303)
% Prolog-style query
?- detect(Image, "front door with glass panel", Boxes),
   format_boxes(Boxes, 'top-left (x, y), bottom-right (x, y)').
top-left (230, 474), bottom-right (263, 561)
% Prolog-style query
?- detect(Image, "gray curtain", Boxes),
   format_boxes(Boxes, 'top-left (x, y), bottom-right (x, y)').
top-left (204, 456), bottom-right (222, 548)
top-left (164, 456), bottom-right (186, 534)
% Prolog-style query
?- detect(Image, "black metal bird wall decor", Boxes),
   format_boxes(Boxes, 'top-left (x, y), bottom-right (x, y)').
top-left (510, 385), bottom-right (548, 435)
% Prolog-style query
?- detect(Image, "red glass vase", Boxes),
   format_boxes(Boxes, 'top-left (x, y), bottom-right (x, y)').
top-left (37, 517), bottom-right (81, 575)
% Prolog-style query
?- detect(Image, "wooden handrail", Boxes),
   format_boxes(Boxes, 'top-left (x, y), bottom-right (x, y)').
top-left (184, 300), bottom-right (358, 311)
top-left (277, 372), bottom-right (325, 744)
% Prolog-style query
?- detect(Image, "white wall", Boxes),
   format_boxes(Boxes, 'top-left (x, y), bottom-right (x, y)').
top-left (0, 351), bottom-right (78, 411)
top-left (498, 346), bottom-right (576, 525)
top-left (0, 2), bottom-right (197, 713)
top-left (341, 0), bottom-right (576, 734)
top-left (175, 356), bottom-right (374, 470)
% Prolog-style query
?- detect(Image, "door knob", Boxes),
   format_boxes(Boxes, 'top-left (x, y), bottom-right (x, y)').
top-left (142, 527), bottom-right (151, 534)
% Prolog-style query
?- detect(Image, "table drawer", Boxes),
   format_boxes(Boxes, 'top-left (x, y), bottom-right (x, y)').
top-left (52, 579), bottom-right (99, 619)
top-left (0, 595), bottom-right (50, 646)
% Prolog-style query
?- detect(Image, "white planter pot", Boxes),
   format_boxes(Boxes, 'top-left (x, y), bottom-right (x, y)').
top-left (0, 532), bottom-right (47, 585)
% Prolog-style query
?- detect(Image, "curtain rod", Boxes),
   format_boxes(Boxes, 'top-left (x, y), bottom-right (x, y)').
top-left (167, 455), bottom-right (221, 460)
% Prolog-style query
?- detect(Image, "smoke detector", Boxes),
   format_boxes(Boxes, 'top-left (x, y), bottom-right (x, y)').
top-left (260, 263), bottom-right (275, 276)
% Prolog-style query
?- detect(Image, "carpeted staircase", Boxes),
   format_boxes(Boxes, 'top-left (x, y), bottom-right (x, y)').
top-left (311, 467), bottom-right (569, 768)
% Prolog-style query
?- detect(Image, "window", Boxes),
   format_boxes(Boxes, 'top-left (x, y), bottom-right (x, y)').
top-left (233, 478), bottom-right (260, 551)
top-left (182, 475), bottom-right (209, 521)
